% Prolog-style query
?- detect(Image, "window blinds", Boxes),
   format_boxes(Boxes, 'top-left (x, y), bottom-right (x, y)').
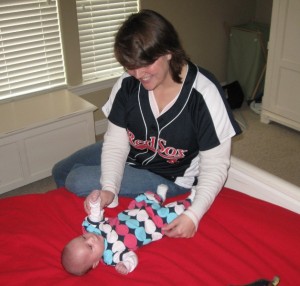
top-left (76, 0), bottom-right (138, 82)
top-left (0, 0), bottom-right (65, 100)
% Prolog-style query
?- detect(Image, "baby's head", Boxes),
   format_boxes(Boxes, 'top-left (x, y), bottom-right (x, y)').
top-left (61, 232), bottom-right (104, 276)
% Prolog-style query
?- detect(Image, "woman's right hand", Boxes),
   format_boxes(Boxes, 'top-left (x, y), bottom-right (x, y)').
top-left (84, 190), bottom-right (115, 214)
top-left (99, 190), bottom-right (115, 208)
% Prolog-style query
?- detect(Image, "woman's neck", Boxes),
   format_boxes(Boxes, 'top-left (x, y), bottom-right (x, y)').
top-left (153, 64), bottom-right (188, 112)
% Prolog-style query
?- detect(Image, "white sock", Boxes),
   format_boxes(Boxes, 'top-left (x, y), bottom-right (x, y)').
top-left (89, 198), bottom-right (104, 222)
top-left (157, 184), bottom-right (168, 202)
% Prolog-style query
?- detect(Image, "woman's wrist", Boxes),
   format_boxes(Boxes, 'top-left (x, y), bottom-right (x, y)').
top-left (101, 189), bottom-right (119, 208)
top-left (183, 209), bottom-right (199, 230)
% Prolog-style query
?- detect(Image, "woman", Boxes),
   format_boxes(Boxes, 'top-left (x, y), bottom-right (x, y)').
top-left (52, 9), bottom-right (241, 238)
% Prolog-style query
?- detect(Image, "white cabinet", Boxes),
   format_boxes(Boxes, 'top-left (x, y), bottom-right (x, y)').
top-left (0, 90), bottom-right (97, 194)
top-left (261, 0), bottom-right (300, 131)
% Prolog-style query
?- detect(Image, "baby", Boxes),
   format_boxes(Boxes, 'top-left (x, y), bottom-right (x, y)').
top-left (61, 184), bottom-right (195, 275)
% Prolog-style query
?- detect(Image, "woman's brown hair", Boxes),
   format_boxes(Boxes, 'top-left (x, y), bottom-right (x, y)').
top-left (114, 9), bottom-right (189, 83)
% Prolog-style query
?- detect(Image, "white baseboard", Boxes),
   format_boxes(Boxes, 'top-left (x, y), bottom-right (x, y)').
top-left (226, 156), bottom-right (300, 214)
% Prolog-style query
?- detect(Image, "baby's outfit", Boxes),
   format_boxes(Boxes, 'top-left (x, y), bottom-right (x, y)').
top-left (82, 185), bottom-right (195, 273)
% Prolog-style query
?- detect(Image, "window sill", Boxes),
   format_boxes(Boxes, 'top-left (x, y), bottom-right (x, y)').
top-left (68, 76), bottom-right (119, 96)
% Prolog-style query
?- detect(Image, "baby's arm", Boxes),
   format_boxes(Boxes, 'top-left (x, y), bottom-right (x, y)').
top-left (115, 251), bottom-right (138, 275)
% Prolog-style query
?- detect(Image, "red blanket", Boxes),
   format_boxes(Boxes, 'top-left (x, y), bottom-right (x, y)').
top-left (0, 187), bottom-right (299, 286)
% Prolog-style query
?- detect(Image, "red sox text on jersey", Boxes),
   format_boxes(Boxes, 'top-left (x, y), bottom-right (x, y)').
top-left (128, 130), bottom-right (187, 164)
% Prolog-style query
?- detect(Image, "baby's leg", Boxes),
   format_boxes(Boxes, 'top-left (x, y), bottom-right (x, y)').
top-left (178, 188), bottom-right (195, 208)
top-left (128, 184), bottom-right (168, 210)
top-left (89, 191), bottom-right (104, 222)
top-left (164, 189), bottom-right (195, 214)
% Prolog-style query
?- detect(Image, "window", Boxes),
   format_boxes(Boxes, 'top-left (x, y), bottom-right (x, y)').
top-left (0, 0), bottom-right (139, 101)
top-left (76, 0), bottom-right (139, 83)
top-left (0, 0), bottom-right (65, 101)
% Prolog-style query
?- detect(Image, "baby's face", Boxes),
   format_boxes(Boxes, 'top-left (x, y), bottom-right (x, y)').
top-left (69, 232), bottom-right (105, 269)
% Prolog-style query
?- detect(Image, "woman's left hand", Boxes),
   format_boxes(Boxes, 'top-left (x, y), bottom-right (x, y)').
top-left (162, 214), bottom-right (196, 238)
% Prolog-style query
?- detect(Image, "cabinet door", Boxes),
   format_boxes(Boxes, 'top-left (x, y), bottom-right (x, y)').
top-left (0, 142), bottom-right (25, 190)
top-left (262, 0), bottom-right (300, 129)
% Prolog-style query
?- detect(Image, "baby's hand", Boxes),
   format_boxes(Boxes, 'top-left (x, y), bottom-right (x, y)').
top-left (115, 262), bottom-right (129, 275)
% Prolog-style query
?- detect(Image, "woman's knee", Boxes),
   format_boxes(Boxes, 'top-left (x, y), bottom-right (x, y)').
top-left (65, 173), bottom-right (90, 197)
top-left (52, 160), bottom-right (69, 187)
top-left (65, 166), bottom-right (101, 197)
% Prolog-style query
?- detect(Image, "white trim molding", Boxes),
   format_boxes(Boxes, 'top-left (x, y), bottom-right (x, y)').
top-left (69, 77), bottom-right (119, 96)
top-left (226, 156), bottom-right (300, 214)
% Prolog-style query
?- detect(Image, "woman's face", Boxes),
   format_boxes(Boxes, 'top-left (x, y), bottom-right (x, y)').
top-left (126, 54), bottom-right (172, 91)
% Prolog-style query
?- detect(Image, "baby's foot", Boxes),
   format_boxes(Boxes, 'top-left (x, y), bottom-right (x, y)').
top-left (89, 191), bottom-right (104, 222)
top-left (157, 184), bottom-right (168, 202)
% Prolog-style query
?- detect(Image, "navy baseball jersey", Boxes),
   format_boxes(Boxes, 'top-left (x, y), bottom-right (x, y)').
top-left (102, 61), bottom-right (241, 188)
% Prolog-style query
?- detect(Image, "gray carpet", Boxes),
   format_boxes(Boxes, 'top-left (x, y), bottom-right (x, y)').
top-left (231, 104), bottom-right (300, 187)
top-left (1, 104), bottom-right (299, 199)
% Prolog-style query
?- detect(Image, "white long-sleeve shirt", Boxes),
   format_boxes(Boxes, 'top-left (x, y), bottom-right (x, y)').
top-left (100, 121), bottom-right (231, 228)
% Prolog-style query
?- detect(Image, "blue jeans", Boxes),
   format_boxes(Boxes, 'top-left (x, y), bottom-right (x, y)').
top-left (52, 142), bottom-right (190, 198)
